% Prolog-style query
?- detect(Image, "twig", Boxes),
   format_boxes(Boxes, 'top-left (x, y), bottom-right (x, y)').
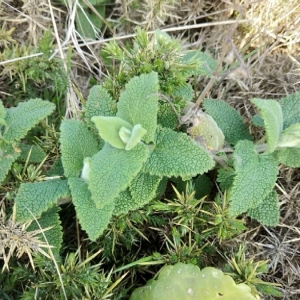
top-left (0, 19), bottom-right (250, 66)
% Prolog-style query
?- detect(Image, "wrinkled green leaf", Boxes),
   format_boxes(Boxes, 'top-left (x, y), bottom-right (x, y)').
top-left (277, 123), bottom-right (300, 148)
top-left (113, 189), bottom-right (134, 215)
top-left (3, 99), bottom-right (55, 143)
top-left (15, 179), bottom-right (70, 222)
top-left (28, 206), bottom-right (63, 257)
top-left (247, 191), bottom-right (279, 226)
top-left (276, 147), bottom-right (300, 168)
top-left (89, 143), bottom-right (149, 207)
top-left (279, 91), bottom-right (300, 129)
top-left (18, 144), bottom-right (46, 163)
top-left (0, 143), bottom-right (20, 184)
top-left (181, 50), bottom-right (218, 77)
top-left (144, 127), bottom-right (215, 177)
top-left (68, 177), bottom-right (114, 241)
top-left (251, 98), bottom-right (283, 153)
top-left (60, 119), bottom-right (99, 178)
top-left (229, 140), bottom-right (278, 216)
top-left (203, 99), bottom-right (251, 145)
top-left (157, 103), bottom-right (179, 129)
top-left (117, 72), bottom-right (159, 143)
top-left (85, 85), bottom-right (117, 122)
top-left (130, 172), bottom-right (162, 207)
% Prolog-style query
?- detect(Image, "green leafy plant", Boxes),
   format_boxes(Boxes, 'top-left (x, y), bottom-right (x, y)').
top-left (0, 98), bottom-right (55, 185)
top-left (10, 30), bottom-right (216, 254)
top-left (200, 94), bottom-right (300, 225)
top-left (60, 71), bottom-right (215, 241)
top-left (11, 30), bottom-right (300, 259)
top-left (0, 98), bottom-right (66, 262)
top-left (130, 262), bottom-right (257, 300)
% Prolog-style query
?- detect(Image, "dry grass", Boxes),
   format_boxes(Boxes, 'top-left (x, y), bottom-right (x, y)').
top-left (1, 0), bottom-right (300, 298)
top-left (0, 200), bottom-right (52, 271)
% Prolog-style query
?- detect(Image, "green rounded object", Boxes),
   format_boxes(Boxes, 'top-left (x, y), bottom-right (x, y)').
top-left (130, 263), bottom-right (256, 300)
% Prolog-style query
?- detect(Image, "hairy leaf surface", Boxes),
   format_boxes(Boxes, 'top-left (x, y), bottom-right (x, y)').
top-left (19, 144), bottom-right (46, 163)
top-left (130, 172), bottom-right (162, 206)
top-left (89, 143), bottom-right (149, 207)
top-left (277, 123), bottom-right (300, 148)
top-left (217, 168), bottom-right (235, 191)
top-left (28, 206), bottom-right (63, 257)
top-left (0, 143), bottom-right (20, 183)
top-left (0, 100), bottom-right (6, 121)
top-left (251, 98), bottom-right (283, 153)
top-left (117, 72), bottom-right (159, 143)
top-left (279, 91), bottom-right (300, 129)
top-left (276, 147), bottom-right (300, 168)
top-left (113, 189), bottom-right (134, 215)
top-left (181, 50), bottom-right (218, 77)
top-left (60, 119), bottom-right (99, 178)
top-left (247, 191), bottom-right (279, 226)
top-left (85, 85), bottom-right (117, 122)
top-left (47, 158), bottom-right (64, 177)
top-left (15, 179), bottom-right (70, 222)
top-left (173, 82), bottom-right (193, 102)
top-left (203, 99), bottom-right (251, 145)
top-left (68, 177), bottom-right (114, 241)
top-left (229, 140), bottom-right (278, 216)
top-left (3, 99), bottom-right (55, 143)
top-left (157, 103), bottom-right (179, 129)
top-left (144, 127), bottom-right (215, 177)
